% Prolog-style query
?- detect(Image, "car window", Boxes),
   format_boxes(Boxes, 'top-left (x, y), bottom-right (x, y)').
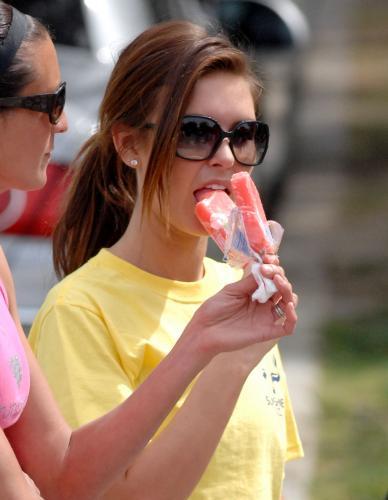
top-left (9, 0), bottom-right (88, 48)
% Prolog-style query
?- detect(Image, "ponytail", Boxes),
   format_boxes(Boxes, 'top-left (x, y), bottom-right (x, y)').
top-left (53, 133), bottom-right (136, 278)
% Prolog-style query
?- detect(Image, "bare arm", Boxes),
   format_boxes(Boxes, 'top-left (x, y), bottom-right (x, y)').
top-left (2, 247), bottom-right (208, 499)
top-left (5, 305), bottom-right (209, 500)
top-left (0, 429), bottom-right (43, 499)
top-left (1, 246), bottom-right (296, 500)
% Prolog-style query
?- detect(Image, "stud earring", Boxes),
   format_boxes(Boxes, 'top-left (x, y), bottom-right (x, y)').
top-left (129, 159), bottom-right (138, 167)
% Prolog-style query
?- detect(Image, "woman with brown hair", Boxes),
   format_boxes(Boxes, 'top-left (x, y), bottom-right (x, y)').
top-left (29, 19), bottom-right (302, 499)
top-left (0, 4), bottom-right (297, 499)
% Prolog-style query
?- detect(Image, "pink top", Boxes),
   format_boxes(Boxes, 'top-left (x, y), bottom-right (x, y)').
top-left (0, 278), bottom-right (30, 429)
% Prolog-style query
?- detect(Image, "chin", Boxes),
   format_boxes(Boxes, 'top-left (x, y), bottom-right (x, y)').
top-left (33, 176), bottom-right (48, 191)
top-left (193, 217), bottom-right (208, 236)
top-left (32, 162), bottom-right (49, 190)
top-left (24, 173), bottom-right (48, 192)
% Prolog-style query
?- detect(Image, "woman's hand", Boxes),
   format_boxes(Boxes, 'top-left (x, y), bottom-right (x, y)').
top-left (261, 252), bottom-right (299, 313)
top-left (185, 260), bottom-right (297, 363)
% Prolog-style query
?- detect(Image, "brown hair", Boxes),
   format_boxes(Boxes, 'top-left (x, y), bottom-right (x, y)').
top-left (53, 20), bottom-right (262, 277)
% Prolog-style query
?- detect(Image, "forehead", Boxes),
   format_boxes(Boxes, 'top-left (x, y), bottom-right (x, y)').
top-left (20, 36), bottom-right (61, 95)
top-left (185, 71), bottom-right (256, 122)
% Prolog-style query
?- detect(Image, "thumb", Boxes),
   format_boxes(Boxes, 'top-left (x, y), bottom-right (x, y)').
top-left (225, 273), bottom-right (257, 297)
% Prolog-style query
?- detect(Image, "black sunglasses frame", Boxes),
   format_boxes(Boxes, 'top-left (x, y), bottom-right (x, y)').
top-left (176, 115), bottom-right (270, 167)
top-left (0, 81), bottom-right (66, 125)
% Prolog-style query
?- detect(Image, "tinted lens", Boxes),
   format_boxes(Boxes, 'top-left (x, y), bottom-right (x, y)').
top-left (50, 83), bottom-right (66, 124)
top-left (231, 122), bottom-right (268, 166)
top-left (177, 117), bottom-right (220, 160)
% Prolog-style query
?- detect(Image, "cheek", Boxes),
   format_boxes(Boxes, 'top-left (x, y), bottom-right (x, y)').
top-left (168, 171), bottom-right (208, 234)
top-left (0, 138), bottom-right (22, 177)
top-left (14, 118), bottom-right (51, 161)
top-left (0, 118), bottom-right (46, 189)
top-left (168, 165), bottom-right (196, 209)
top-left (170, 157), bottom-right (202, 189)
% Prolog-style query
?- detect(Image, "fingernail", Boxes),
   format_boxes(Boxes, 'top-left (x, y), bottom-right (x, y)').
top-left (261, 264), bottom-right (273, 274)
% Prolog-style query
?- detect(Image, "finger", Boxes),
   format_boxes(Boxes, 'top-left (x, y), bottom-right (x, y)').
top-left (272, 274), bottom-right (294, 305)
top-left (276, 302), bottom-right (297, 336)
top-left (270, 291), bottom-right (282, 305)
top-left (225, 273), bottom-right (257, 297)
top-left (274, 291), bottom-right (298, 308)
top-left (268, 220), bottom-right (284, 251)
top-left (262, 253), bottom-right (279, 266)
top-left (261, 263), bottom-right (285, 279)
top-left (272, 301), bottom-right (287, 324)
top-left (283, 302), bottom-right (298, 332)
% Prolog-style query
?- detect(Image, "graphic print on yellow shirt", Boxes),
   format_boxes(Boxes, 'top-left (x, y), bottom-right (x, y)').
top-left (262, 352), bottom-right (285, 416)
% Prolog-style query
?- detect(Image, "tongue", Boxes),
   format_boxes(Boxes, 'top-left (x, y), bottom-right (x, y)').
top-left (195, 188), bottom-right (226, 202)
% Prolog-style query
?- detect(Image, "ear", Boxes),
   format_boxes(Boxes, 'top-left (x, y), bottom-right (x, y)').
top-left (111, 122), bottom-right (140, 167)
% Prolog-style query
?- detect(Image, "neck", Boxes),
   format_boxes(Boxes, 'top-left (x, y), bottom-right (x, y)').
top-left (110, 209), bottom-right (208, 282)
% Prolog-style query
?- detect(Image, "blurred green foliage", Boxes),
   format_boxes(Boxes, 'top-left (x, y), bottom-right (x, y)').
top-left (323, 309), bottom-right (388, 362)
top-left (312, 311), bottom-right (388, 500)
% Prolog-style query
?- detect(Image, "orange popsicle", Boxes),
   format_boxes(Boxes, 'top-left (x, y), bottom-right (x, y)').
top-left (195, 190), bottom-right (236, 252)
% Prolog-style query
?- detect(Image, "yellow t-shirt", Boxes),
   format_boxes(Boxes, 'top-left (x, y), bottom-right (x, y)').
top-left (29, 249), bottom-right (303, 499)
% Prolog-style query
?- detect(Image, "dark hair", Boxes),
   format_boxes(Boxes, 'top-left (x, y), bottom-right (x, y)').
top-left (53, 20), bottom-right (263, 278)
top-left (0, 1), bottom-right (49, 99)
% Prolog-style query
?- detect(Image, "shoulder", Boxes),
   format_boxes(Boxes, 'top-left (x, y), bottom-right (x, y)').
top-left (46, 249), bottom-right (119, 303)
top-left (32, 248), bottom-right (137, 325)
top-left (28, 253), bottom-right (113, 348)
top-left (30, 253), bottom-right (105, 330)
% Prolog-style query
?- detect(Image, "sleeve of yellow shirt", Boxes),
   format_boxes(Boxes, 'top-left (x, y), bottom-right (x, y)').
top-left (29, 301), bottom-right (139, 429)
top-left (284, 383), bottom-right (304, 461)
top-left (271, 346), bottom-right (304, 462)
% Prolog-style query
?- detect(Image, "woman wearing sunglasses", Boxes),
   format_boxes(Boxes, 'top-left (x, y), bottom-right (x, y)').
top-left (28, 18), bottom-right (302, 500)
top-left (0, 5), bottom-right (299, 500)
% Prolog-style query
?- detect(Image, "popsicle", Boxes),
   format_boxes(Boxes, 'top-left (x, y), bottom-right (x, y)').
top-left (230, 172), bottom-right (274, 255)
top-left (194, 190), bottom-right (236, 253)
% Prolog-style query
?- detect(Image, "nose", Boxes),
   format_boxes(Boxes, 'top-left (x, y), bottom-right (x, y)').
top-left (54, 111), bottom-right (68, 133)
top-left (208, 138), bottom-right (235, 169)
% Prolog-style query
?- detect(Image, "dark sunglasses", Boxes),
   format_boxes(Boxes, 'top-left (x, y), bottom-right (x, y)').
top-left (0, 81), bottom-right (66, 125)
top-left (175, 115), bottom-right (269, 167)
